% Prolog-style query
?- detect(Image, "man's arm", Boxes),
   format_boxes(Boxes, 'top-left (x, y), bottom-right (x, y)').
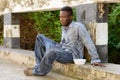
top-left (78, 23), bottom-right (104, 66)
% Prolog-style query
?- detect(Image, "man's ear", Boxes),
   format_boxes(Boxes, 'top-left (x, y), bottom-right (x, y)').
top-left (70, 15), bottom-right (73, 20)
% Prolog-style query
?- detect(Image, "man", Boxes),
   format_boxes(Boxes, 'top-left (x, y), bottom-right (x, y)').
top-left (24, 6), bottom-right (104, 76)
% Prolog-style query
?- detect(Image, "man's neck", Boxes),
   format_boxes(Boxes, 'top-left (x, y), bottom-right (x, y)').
top-left (63, 21), bottom-right (72, 27)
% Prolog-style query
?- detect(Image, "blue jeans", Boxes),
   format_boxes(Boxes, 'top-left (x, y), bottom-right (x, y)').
top-left (33, 34), bottom-right (73, 75)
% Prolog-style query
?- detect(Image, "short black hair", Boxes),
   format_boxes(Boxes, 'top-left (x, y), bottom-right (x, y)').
top-left (61, 6), bottom-right (73, 16)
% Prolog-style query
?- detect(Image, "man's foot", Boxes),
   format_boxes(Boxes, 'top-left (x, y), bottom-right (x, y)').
top-left (24, 68), bottom-right (47, 76)
top-left (26, 67), bottom-right (34, 70)
top-left (24, 69), bottom-right (34, 76)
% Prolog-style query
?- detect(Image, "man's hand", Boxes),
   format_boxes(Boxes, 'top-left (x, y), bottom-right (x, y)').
top-left (91, 62), bottom-right (105, 67)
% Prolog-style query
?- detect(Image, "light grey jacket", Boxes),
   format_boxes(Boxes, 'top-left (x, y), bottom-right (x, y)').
top-left (61, 21), bottom-right (101, 64)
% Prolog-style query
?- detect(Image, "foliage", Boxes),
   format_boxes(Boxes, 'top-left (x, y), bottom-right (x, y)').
top-left (28, 11), bottom-right (61, 42)
top-left (0, 35), bottom-right (3, 45)
top-left (108, 4), bottom-right (120, 26)
top-left (0, 16), bottom-right (3, 46)
top-left (108, 3), bottom-right (120, 63)
top-left (108, 3), bottom-right (120, 49)
top-left (19, 13), bottom-right (37, 50)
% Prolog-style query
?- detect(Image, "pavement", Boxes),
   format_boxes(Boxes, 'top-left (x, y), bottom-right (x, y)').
top-left (0, 58), bottom-right (77, 80)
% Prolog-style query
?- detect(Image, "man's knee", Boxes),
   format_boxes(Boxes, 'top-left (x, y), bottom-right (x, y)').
top-left (37, 34), bottom-right (44, 39)
top-left (45, 50), bottom-right (58, 60)
top-left (36, 34), bottom-right (46, 43)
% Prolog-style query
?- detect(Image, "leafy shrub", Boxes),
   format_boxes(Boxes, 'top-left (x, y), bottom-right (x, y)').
top-left (28, 11), bottom-right (61, 42)
top-left (108, 4), bottom-right (120, 63)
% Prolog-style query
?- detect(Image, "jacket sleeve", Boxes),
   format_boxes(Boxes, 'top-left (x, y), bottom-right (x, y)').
top-left (78, 23), bottom-right (101, 64)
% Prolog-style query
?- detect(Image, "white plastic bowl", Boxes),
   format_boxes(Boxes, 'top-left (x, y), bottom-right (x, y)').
top-left (73, 59), bottom-right (86, 65)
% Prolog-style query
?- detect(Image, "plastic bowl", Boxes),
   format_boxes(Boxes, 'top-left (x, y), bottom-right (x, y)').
top-left (73, 59), bottom-right (86, 65)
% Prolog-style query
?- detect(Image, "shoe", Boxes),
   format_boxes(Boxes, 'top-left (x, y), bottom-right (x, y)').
top-left (24, 69), bottom-right (34, 76)
top-left (26, 67), bottom-right (34, 70)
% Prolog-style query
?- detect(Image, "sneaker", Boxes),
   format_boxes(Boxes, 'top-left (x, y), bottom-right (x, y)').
top-left (24, 69), bottom-right (34, 76)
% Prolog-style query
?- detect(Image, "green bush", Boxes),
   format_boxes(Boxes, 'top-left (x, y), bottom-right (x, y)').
top-left (108, 4), bottom-right (120, 64)
top-left (0, 35), bottom-right (3, 46)
top-left (28, 11), bottom-right (61, 42)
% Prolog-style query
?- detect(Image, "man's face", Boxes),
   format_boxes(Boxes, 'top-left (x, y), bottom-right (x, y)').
top-left (59, 11), bottom-right (72, 26)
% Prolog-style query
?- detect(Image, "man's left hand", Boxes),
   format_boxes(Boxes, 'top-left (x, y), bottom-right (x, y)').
top-left (91, 62), bottom-right (105, 67)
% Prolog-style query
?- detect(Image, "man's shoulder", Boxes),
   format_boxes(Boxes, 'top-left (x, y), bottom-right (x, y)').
top-left (73, 21), bottom-right (82, 24)
top-left (72, 21), bottom-right (86, 29)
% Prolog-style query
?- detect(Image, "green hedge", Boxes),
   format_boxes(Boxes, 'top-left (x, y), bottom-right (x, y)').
top-left (108, 4), bottom-right (120, 64)
top-left (28, 11), bottom-right (61, 42)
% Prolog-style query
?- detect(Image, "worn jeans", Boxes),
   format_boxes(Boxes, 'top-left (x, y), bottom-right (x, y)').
top-left (32, 34), bottom-right (73, 75)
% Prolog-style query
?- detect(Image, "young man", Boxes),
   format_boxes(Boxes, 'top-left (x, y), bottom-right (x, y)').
top-left (24, 6), bottom-right (104, 76)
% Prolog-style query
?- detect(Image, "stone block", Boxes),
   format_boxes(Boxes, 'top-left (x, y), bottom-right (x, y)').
top-left (96, 45), bottom-right (108, 62)
top-left (4, 37), bottom-right (20, 48)
top-left (3, 13), bottom-right (20, 48)
top-left (96, 23), bottom-right (108, 45)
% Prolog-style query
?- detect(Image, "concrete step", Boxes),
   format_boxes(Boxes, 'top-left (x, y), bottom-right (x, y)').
top-left (0, 47), bottom-right (120, 80)
top-left (0, 58), bottom-right (78, 80)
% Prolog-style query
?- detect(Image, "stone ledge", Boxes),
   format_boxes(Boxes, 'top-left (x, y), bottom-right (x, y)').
top-left (0, 47), bottom-right (120, 80)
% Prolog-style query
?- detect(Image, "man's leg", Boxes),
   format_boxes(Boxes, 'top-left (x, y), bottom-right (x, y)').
top-left (32, 48), bottom-right (73, 76)
top-left (24, 34), bottom-right (57, 75)
top-left (34, 34), bottom-right (57, 65)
